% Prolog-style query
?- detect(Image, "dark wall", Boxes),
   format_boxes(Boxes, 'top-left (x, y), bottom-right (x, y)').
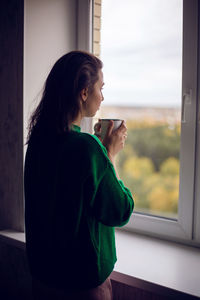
top-left (0, 0), bottom-right (24, 231)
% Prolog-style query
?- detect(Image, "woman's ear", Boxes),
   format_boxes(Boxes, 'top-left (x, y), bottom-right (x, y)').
top-left (80, 87), bottom-right (89, 102)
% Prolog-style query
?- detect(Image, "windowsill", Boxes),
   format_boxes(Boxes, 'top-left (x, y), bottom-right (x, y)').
top-left (0, 229), bottom-right (25, 250)
top-left (0, 229), bottom-right (200, 299)
top-left (112, 229), bottom-right (200, 299)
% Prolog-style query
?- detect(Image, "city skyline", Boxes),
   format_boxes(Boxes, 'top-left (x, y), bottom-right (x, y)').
top-left (99, 104), bottom-right (181, 125)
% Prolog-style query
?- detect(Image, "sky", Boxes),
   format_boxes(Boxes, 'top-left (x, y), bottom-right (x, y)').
top-left (100, 0), bottom-right (183, 107)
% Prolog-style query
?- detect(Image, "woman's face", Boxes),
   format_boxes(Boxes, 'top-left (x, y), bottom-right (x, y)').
top-left (84, 69), bottom-right (104, 117)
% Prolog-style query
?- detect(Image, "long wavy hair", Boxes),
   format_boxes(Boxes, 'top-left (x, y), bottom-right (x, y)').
top-left (26, 51), bottom-right (103, 144)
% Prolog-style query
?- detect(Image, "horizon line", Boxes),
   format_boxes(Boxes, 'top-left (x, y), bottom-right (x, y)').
top-left (101, 104), bottom-right (181, 109)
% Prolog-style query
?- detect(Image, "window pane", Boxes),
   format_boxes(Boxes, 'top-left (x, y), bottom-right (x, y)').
top-left (93, 0), bottom-right (182, 219)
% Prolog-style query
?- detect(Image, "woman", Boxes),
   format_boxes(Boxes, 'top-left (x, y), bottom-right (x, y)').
top-left (24, 51), bottom-right (134, 300)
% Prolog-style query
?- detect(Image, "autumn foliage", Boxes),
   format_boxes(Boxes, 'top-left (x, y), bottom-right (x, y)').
top-left (117, 120), bottom-right (180, 219)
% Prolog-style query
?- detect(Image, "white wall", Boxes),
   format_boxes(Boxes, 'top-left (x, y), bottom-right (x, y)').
top-left (24, 0), bottom-right (77, 142)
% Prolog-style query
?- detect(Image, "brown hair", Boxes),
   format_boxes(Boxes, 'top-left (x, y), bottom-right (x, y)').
top-left (26, 51), bottom-right (103, 143)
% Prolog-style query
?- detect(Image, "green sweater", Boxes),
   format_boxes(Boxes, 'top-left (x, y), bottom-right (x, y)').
top-left (24, 125), bottom-right (134, 290)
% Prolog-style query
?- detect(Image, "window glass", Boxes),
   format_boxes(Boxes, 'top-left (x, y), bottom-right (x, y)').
top-left (93, 0), bottom-right (182, 219)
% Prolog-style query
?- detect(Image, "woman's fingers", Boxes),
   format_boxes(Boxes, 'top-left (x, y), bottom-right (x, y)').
top-left (94, 120), bottom-right (101, 136)
top-left (116, 121), bottom-right (127, 136)
top-left (106, 120), bottom-right (114, 136)
top-left (103, 120), bottom-right (128, 157)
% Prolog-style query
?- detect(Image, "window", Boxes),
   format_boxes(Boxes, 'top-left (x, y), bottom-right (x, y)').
top-left (90, 0), bottom-right (200, 245)
top-left (100, 0), bottom-right (182, 220)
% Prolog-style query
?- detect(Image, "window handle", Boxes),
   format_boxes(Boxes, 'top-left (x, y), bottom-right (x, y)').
top-left (181, 89), bottom-right (192, 123)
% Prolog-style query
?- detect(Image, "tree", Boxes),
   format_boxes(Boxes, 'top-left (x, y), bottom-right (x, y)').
top-left (116, 120), bottom-right (180, 217)
top-left (125, 122), bottom-right (180, 171)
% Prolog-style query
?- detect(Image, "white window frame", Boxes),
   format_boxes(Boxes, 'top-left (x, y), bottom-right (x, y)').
top-left (79, 0), bottom-right (200, 246)
top-left (77, 0), bottom-right (94, 133)
top-left (125, 0), bottom-right (200, 246)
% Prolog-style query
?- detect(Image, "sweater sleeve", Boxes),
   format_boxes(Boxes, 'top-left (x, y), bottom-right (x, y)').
top-left (90, 162), bottom-right (134, 227)
top-left (82, 134), bottom-right (134, 227)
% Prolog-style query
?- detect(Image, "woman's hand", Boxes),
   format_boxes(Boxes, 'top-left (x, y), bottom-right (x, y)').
top-left (103, 120), bottom-right (127, 161)
top-left (94, 119), bottom-right (102, 141)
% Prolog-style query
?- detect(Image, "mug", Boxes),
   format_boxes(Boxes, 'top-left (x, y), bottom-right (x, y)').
top-left (94, 118), bottom-right (123, 140)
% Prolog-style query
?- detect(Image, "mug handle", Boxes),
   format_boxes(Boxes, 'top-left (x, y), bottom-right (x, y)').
top-left (94, 121), bottom-right (101, 137)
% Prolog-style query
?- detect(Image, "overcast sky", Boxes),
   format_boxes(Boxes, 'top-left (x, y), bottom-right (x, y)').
top-left (101, 0), bottom-right (182, 107)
